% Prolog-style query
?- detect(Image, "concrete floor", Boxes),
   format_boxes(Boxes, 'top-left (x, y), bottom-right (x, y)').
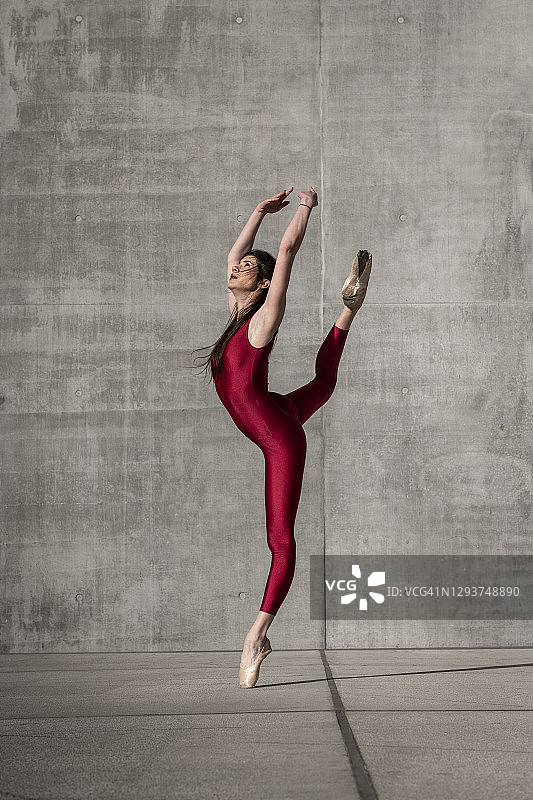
top-left (0, 648), bottom-right (532, 800)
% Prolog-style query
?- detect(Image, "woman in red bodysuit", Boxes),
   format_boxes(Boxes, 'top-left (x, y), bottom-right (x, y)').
top-left (196, 187), bottom-right (372, 687)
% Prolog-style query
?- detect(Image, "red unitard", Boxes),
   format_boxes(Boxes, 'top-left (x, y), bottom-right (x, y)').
top-left (214, 316), bottom-right (349, 615)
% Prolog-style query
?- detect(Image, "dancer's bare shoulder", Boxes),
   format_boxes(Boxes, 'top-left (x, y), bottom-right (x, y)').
top-left (248, 303), bottom-right (284, 348)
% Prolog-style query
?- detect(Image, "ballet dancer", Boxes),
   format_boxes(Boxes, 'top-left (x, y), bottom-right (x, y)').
top-left (195, 187), bottom-right (372, 687)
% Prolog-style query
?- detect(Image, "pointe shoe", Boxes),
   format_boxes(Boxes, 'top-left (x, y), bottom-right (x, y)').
top-left (342, 250), bottom-right (372, 309)
top-left (239, 637), bottom-right (272, 689)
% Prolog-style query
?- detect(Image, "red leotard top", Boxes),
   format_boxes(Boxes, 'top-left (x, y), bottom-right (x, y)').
top-left (214, 317), bottom-right (297, 450)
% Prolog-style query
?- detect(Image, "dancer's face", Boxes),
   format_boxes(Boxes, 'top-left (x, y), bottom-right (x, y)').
top-left (229, 256), bottom-right (270, 293)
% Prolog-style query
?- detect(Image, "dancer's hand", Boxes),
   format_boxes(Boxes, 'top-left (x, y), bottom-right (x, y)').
top-left (298, 186), bottom-right (318, 208)
top-left (256, 188), bottom-right (293, 214)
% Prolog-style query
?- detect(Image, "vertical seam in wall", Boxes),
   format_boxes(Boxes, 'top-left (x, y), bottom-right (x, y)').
top-left (318, 0), bottom-right (325, 337)
top-left (318, 0), bottom-right (326, 653)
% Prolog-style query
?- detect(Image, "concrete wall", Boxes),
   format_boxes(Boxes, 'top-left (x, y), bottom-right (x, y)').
top-left (1, 0), bottom-right (531, 652)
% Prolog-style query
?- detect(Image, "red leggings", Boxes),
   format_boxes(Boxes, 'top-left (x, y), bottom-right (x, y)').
top-left (259, 323), bottom-right (349, 615)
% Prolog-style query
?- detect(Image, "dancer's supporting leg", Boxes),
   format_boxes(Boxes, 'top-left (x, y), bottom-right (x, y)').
top-left (239, 426), bottom-right (306, 667)
top-left (260, 423), bottom-right (307, 616)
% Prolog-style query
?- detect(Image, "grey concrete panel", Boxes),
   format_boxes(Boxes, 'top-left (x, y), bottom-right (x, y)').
top-left (321, 0), bottom-right (533, 304)
top-left (0, 404), bottom-right (326, 650)
top-left (0, 0), bottom-right (325, 650)
top-left (0, 302), bottom-right (331, 413)
top-left (326, 649), bottom-right (533, 710)
top-left (323, 301), bottom-right (533, 528)
top-left (0, 189), bottom-right (322, 306)
top-left (350, 711), bottom-right (533, 800)
top-left (0, 651), bottom-right (333, 718)
top-left (0, 713), bottom-right (358, 800)
top-left (322, 619), bottom-right (532, 650)
top-left (334, 651), bottom-right (533, 796)
top-left (321, 299), bottom-right (533, 646)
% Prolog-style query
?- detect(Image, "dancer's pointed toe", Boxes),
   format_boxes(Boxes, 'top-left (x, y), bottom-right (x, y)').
top-left (342, 250), bottom-right (372, 309)
top-left (239, 637), bottom-right (272, 689)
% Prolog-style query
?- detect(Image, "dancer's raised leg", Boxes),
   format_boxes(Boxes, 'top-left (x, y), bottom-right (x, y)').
top-left (281, 250), bottom-right (372, 423)
top-left (334, 303), bottom-right (362, 330)
top-left (283, 323), bottom-right (349, 424)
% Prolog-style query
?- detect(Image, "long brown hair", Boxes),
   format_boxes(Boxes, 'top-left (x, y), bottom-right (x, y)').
top-left (192, 249), bottom-right (277, 382)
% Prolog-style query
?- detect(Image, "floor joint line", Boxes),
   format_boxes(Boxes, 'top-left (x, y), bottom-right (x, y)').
top-left (320, 649), bottom-right (380, 800)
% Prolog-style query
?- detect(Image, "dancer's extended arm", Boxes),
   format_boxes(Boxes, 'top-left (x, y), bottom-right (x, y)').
top-left (227, 189), bottom-right (293, 289)
top-left (265, 187), bottom-right (318, 310)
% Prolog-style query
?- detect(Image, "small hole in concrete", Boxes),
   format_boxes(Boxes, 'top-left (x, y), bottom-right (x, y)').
top-left (75, 389), bottom-right (82, 396)
top-left (239, 591), bottom-right (247, 600)
top-left (399, 213), bottom-right (407, 221)
top-left (237, 214), bottom-right (243, 222)
top-left (75, 214), bottom-right (82, 222)
top-left (397, 16), bottom-right (405, 23)
top-left (402, 387), bottom-right (409, 394)
top-left (235, 16), bottom-right (243, 24)
top-left (75, 14), bottom-right (83, 23)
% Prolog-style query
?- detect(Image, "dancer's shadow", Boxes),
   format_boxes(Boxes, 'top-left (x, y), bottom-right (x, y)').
top-left (255, 659), bottom-right (533, 690)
